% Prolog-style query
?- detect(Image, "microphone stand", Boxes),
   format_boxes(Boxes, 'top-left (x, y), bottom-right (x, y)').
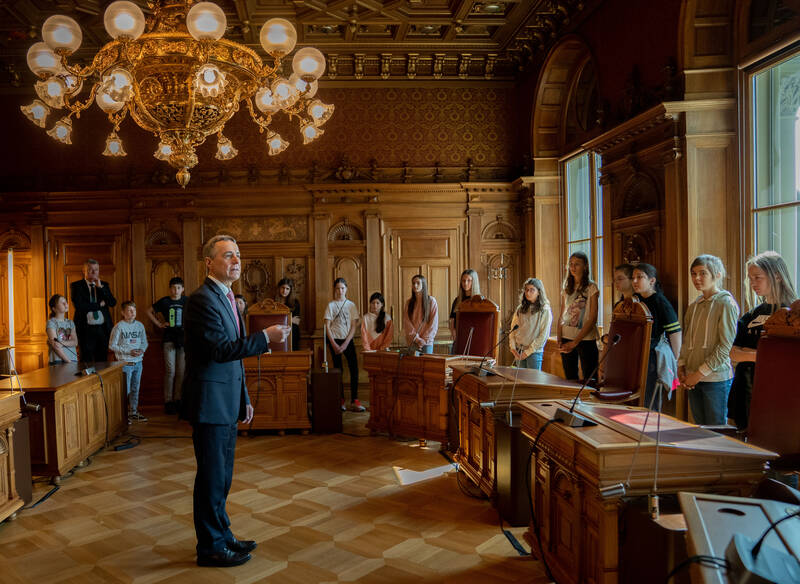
top-left (471, 324), bottom-right (519, 377)
top-left (555, 333), bottom-right (622, 428)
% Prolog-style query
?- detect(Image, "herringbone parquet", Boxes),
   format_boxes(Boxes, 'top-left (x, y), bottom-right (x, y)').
top-left (0, 407), bottom-right (550, 583)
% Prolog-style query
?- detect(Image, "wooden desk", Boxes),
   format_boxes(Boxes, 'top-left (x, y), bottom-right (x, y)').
top-left (363, 352), bottom-right (481, 445)
top-left (451, 365), bottom-right (585, 498)
top-left (0, 362), bottom-right (126, 482)
top-left (679, 491), bottom-right (800, 584)
top-left (0, 389), bottom-right (23, 522)
top-left (519, 399), bottom-right (777, 584)
top-left (240, 350), bottom-right (312, 433)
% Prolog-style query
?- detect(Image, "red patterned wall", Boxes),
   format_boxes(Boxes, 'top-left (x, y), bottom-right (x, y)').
top-left (3, 86), bottom-right (522, 187)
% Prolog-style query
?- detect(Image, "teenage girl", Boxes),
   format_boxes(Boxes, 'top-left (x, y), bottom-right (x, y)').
top-left (613, 264), bottom-right (635, 305)
top-left (631, 263), bottom-right (682, 409)
top-left (275, 277), bottom-right (301, 351)
top-left (557, 252), bottom-right (599, 382)
top-left (403, 274), bottom-right (439, 354)
top-left (46, 294), bottom-right (79, 364)
top-left (509, 278), bottom-right (552, 370)
top-left (729, 251), bottom-right (797, 429)
top-left (678, 255), bottom-right (739, 425)
top-left (324, 278), bottom-right (363, 412)
top-left (449, 269), bottom-right (480, 350)
top-left (361, 292), bottom-right (394, 351)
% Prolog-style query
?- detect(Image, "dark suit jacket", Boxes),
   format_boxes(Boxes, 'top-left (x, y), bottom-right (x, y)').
top-left (69, 279), bottom-right (117, 336)
top-left (181, 278), bottom-right (269, 425)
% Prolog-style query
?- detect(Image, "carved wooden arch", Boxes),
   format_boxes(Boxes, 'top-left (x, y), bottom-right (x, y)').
top-left (616, 171), bottom-right (661, 218)
top-left (328, 219), bottom-right (364, 241)
top-left (531, 35), bottom-right (596, 158)
top-left (0, 229), bottom-right (31, 251)
top-left (480, 217), bottom-right (518, 241)
top-left (681, 0), bottom-right (735, 82)
top-left (146, 228), bottom-right (181, 247)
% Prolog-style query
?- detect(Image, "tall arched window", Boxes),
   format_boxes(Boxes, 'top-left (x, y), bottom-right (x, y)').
top-left (750, 49), bottom-right (800, 288)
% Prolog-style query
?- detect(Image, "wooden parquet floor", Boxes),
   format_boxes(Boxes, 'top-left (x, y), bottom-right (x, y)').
top-left (0, 407), bottom-right (550, 583)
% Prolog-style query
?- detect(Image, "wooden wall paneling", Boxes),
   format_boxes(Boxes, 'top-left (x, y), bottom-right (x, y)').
top-left (682, 102), bottom-right (741, 307)
top-left (364, 211), bottom-right (382, 300)
top-left (181, 217), bottom-right (201, 291)
top-left (0, 249), bottom-right (45, 372)
top-left (390, 227), bottom-right (461, 348)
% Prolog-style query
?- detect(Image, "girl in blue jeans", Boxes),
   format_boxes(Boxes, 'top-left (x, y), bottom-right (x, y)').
top-left (678, 255), bottom-right (739, 425)
top-left (509, 278), bottom-right (552, 370)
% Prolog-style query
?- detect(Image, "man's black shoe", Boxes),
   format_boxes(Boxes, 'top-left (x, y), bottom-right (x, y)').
top-left (196, 548), bottom-right (251, 567)
top-left (227, 538), bottom-right (257, 553)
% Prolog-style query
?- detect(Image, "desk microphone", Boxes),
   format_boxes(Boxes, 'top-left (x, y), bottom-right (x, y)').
top-left (555, 333), bottom-right (622, 427)
top-left (470, 324), bottom-right (518, 376)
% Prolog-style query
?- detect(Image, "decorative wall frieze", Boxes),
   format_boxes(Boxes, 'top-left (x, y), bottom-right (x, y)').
top-left (1, 162), bottom-right (516, 194)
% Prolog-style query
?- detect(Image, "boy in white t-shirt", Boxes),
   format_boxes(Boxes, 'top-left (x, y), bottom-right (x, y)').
top-left (109, 300), bottom-right (149, 422)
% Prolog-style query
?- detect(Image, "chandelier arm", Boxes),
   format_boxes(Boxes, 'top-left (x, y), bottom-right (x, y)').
top-left (58, 54), bottom-right (99, 80)
top-left (256, 56), bottom-right (282, 82)
top-left (63, 82), bottom-right (100, 117)
top-left (244, 97), bottom-right (274, 133)
top-left (108, 106), bottom-right (129, 131)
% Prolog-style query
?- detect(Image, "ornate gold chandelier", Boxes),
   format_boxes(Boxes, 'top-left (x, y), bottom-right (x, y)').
top-left (21, 0), bottom-right (334, 187)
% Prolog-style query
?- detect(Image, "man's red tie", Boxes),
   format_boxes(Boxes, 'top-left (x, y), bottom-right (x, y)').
top-left (226, 290), bottom-right (240, 337)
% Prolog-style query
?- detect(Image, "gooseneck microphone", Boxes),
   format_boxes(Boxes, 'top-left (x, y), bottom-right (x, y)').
top-left (471, 324), bottom-right (519, 376)
top-left (555, 333), bottom-right (622, 427)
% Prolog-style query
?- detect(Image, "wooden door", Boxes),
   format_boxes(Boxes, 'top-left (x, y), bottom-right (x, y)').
top-left (47, 226), bottom-right (131, 332)
top-left (389, 228), bottom-right (461, 348)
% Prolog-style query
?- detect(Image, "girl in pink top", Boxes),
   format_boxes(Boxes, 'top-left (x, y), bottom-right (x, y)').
top-left (403, 274), bottom-right (439, 354)
top-left (361, 292), bottom-right (394, 351)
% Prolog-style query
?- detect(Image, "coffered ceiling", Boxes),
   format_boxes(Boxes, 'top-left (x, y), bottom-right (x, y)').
top-left (0, 0), bottom-right (589, 85)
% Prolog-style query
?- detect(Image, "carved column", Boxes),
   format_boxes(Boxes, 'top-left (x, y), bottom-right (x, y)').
top-left (517, 181), bottom-right (536, 277)
top-left (131, 219), bottom-right (148, 316)
top-left (364, 211), bottom-right (381, 297)
top-left (466, 207), bottom-right (484, 283)
top-left (313, 212), bottom-right (330, 332)
top-left (515, 159), bottom-right (562, 307)
top-left (182, 216), bottom-right (200, 289)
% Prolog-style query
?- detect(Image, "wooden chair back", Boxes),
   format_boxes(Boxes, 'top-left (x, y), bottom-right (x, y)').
top-left (246, 298), bottom-right (292, 352)
top-left (453, 295), bottom-right (500, 358)
top-left (594, 297), bottom-right (653, 405)
top-left (747, 300), bottom-right (800, 467)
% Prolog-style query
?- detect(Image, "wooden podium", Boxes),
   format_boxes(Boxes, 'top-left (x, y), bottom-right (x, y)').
top-left (240, 351), bottom-right (312, 433)
top-left (0, 362), bottom-right (126, 483)
top-left (519, 399), bottom-right (777, 584)
top-left (239, 299), bottom-right (312, 433)
top-left (363, 351), bottom-right (482, 445)
top-left (0, 388), bottom-right (23, 522)
top-left (451, 365), bottom-right (584, 499)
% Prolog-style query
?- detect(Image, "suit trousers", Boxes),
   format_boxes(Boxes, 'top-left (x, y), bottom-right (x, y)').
top-left (79, 324), bottom-right (110, 363)
top-left (192, 422), bottom-right (238, 554)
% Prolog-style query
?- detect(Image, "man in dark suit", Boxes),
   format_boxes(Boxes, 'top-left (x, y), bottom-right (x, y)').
top-left (70, 258), bottom-right (117, 363)
top-left (181, 234), bottom-right (289, 568)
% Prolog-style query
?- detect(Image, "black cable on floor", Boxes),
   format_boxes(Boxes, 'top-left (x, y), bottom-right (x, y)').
top-left (499, 511), bottom-right (530, 557)
top-left (22, 485), bottom-right (59, 509)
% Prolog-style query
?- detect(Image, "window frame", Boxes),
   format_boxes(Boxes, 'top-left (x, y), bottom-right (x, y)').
top-left (561, 150), bottom-right (604, 329)
top-left (742, 43), bottom-right (800, 299)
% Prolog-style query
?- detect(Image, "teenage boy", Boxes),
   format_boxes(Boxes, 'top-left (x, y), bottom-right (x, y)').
top-left (148, 277), bottom-right (186, 415)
